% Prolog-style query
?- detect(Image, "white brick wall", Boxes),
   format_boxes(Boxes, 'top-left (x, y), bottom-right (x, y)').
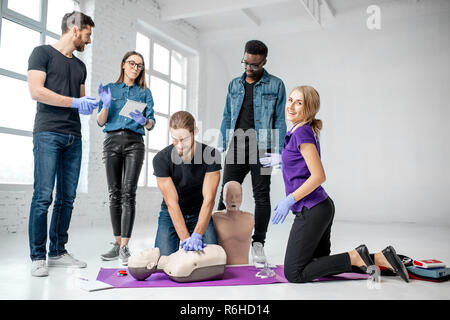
top-left (0, 0), bottom-right (202, 234)
top-left (0, 191), bottom-right (30, 233)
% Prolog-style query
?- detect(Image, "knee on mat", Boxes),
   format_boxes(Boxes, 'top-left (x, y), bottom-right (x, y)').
top-left (284, 266), bottom-right (308, 284)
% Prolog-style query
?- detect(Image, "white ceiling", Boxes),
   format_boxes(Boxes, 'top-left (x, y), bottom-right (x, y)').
top-left (175, 0), bottom-right (313, 31)
top-left (153, 0), bottom-right (447, 46)
top-left (156, 0), bottom-right (400, 33)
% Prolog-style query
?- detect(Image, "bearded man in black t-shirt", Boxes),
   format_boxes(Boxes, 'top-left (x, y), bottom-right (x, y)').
top-left (153, 111), bottom-right (222, 256)
top-left (27, 11), bottom-right (97, 277)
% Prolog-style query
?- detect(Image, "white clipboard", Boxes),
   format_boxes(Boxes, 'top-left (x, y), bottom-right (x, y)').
top-left (119, 99), bottom-right (147, 119)
top-left (77, 278), bottom-right (114, 292)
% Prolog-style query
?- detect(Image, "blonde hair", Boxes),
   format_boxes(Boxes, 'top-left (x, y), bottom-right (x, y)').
top-left (290, 85), bottom-right (322, 137)
top-left (169, 111), bottom-right (196, 133)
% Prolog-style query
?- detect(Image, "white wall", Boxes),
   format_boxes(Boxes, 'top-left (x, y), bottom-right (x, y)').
top-left (201, 1), bottom-right (450, 226)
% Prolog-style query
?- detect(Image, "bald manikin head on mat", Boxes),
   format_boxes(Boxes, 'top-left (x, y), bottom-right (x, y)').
top-left (212, 181), bottom-right (254, 265)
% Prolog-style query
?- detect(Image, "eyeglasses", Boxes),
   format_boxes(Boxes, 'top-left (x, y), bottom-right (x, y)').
top-left (125, 60), bottom-right (144, 71)
top-left (241, 59), bottom-right (265, 71)
top-left (171, 133), bottom-right (193, 145)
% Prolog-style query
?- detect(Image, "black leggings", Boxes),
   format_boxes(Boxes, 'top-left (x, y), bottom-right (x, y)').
top-left (283, 197), bottom-right (354, 283)
top-left (103, 130), bottom-right (145, 238)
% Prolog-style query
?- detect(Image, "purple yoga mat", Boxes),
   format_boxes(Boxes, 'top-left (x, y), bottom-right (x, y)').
top-left (96, 265), bottom-right (369, 288)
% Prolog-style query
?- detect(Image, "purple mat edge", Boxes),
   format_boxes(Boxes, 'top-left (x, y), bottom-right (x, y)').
top-left (97, 265), bottom-right (370, 288)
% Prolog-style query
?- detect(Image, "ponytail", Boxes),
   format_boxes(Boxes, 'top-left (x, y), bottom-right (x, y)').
top-left (310, 118), bottom-right (322, 137)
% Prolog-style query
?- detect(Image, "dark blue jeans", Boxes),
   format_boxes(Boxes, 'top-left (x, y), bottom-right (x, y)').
top-left (154, 208), bottom-right (218, 256)
top-left (29, 132), bottom-right (82, 261)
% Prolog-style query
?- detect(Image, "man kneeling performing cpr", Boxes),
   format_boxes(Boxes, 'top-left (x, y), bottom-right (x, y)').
top-left (153, 111), bottom-right (222, 256)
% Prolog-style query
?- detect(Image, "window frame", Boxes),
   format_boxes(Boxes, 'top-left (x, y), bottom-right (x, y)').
top-left (136, 30), bottom-right (194, 189)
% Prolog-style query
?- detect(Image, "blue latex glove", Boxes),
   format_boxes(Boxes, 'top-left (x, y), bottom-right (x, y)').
top-left (129, 109), bottom-right (147, 126)
top-left (180, 232), bottom-right (207, 251)
top-left (97, 83), bottom-right (112, 109)
top-left (259, 153), bottom-right (282, 168)
top-left (272, 194), bottom-right (296, 224)
top-left (72, 96), bottom-right (98, 115)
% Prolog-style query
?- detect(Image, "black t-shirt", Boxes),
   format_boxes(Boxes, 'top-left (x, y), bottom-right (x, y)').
top-left (232, 81), bottom-right (257, 154)
top-left (153, 142), bottom-right (222, 216)
top-left (235, 81), bottom-right (255, 130)
top-left (28, 45), bottom-right (87, 137)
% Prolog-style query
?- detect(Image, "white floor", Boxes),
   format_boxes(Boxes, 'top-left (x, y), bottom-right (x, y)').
top-left (1, 217), bottom-right (449, 300)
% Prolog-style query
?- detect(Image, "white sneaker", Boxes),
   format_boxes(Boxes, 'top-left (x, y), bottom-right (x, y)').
top-left (252, 242), bottom-right (267, 265)
top-left (31, 260), bottom-right (49, 277)
top-left (48, 253), bottom-right (87, 268)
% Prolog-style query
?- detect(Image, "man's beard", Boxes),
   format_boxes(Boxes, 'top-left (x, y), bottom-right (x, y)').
top-left (74, 36), bottom-right (85, 52)
top-left (177, 148), bottom-right (185, 157)
top-left (178, 141), bottom-right (195, 161)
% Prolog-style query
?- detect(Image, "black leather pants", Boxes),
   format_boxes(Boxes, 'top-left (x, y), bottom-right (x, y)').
top-left (103, 130), bottom-right (145, 238)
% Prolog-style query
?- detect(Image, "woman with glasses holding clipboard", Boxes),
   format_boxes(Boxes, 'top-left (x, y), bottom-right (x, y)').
top-left (97, 51), bottom-right (156, 266)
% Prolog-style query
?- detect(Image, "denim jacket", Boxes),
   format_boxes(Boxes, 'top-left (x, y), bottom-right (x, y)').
top-left (219, 69), bottom-right (286, 153)
top-left (98, 82), bottom-right (156, 135)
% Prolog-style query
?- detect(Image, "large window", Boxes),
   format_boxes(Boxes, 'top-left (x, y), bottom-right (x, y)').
top-left (135, 32), bottom-right (189, 188)
top-left (0, 0), bottom-right (77, 186)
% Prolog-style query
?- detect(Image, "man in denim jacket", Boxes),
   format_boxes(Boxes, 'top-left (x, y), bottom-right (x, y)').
top-left (217, 40), bottom-right (286, 265)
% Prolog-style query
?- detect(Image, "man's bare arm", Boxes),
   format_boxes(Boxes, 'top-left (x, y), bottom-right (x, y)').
top-left (194, 170), bottom-right (221, 235)
top-left (28, 70), bottom-right (74, 107)
top-left (156, 176), bottom-right (190, 241)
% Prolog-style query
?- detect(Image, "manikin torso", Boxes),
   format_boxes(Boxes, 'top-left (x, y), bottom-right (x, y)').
top-left (212, 181), bottom-right (254, 265)
top-left (128, 181), bottom-right (253, 283)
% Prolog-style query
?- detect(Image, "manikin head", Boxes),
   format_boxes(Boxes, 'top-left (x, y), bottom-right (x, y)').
top-left (223, 181), bottom-right (242, 212)
top-left (127, 248), bottom-right (161, 281)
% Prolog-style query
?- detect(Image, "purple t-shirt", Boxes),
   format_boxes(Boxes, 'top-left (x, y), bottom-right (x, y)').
top-left (281, 124), bottom-right (329, 212)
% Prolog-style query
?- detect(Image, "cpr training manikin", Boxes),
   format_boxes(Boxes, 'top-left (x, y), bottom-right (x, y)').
top-left (128, 244), bottom-right (227, 282)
